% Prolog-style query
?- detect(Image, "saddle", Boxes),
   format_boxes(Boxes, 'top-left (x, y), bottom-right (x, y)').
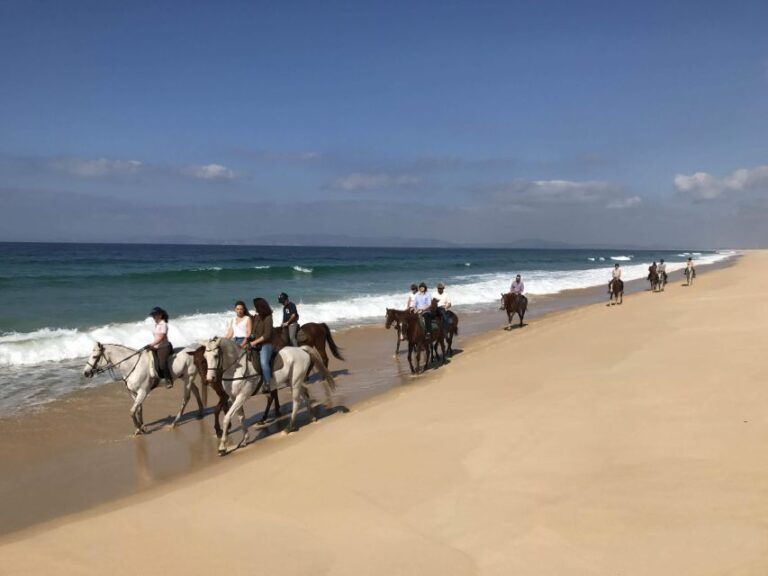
top-left (248, 347), bottom-right (285, 376)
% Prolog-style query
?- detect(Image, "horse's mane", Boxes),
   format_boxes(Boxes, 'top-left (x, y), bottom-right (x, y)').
top-left (102, 343), bottom-right (138, 352)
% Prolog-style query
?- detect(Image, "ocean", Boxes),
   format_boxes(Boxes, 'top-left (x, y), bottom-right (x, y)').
top-left (0, 242), bottom-right (734, 414)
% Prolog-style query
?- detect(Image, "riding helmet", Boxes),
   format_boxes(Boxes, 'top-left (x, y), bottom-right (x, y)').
top-left (278, 292), bottom-right (289, 303)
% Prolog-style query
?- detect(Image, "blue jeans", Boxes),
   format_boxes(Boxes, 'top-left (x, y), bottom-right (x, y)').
top-left (233, 337), bottom-right (246, 346)
top-left (259, 343), bottom-right (273, 384)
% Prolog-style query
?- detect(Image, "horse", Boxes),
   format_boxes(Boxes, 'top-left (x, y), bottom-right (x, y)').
top-left (385, 308), bottom-right (412, 355)
top-left (658, 270), bottom-right (667, 291)
top-left (400, 311), bottom-right (445, 374)
top-left (685, 267), bottom-right (695, 286)
top-left (82, 343), bottom-right (205, 435)
top-left (270, 322), bottom-right (343, 367)
top-left (608, 278), bottom-right (624, 305)
top-left (203, 337), bottom-right (336, 455)
top-left (648, 269), bottom-right (660, 292)
top-left (500, 292), bottom-right (528, 329)
top-left (429, 298), bottom-right (459, 357)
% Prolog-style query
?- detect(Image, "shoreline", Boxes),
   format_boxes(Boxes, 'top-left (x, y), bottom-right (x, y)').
top-left (0, 255), bottom-right (738, 538)
top-left (1, 251), bottom-right (765, 573)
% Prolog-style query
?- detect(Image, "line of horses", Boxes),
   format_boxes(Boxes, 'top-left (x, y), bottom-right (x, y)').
top-left (83, 322), bottom-right (344, 454)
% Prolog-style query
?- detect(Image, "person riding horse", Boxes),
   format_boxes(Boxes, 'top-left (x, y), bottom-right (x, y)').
top-left (277, 292), bottom-right (299, 347)
top-left (146, 306), bottom-right (173, 389)
top-left (648, 261), bottom-right (657, 281)
top-left (658, 259), bottom-right (667, 284)
top-left (248, 297), bottom-right (281, 423)
top-left (609, 263), bottom-right (622, 292)
top-left (432, 282), bottom-right (452, 330)
top-left (412, 282), bottom-right (433, 339)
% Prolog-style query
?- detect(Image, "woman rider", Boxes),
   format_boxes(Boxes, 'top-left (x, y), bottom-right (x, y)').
top-left (249, 297), bottom-right (281, 423)
top-left (223, 300), bottom-right (253, 347)
top-left (412, 282), bottom-right (433, 335)
top-left (147, 306), bottom-right (173, 388)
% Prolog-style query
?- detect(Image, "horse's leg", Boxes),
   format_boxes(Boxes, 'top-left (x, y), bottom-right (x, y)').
top-left (129, 388), bottom-right (148, 435)
top-left (218, 392), bottom-right (246, 454)
top-left (407, 342), bottom-right (416, 374)
top-left (172, 377), bottom-right (192, 427)
top-left (395, 329), bottom-right (401, 356)
top-left (302, 386), bottom-right (316, 423)
top-left (190, 381), bottom-right (204, 418)
top-left (237, 403), bottom-right (249, 448)
top-left (286, 382), bottom-right (303, 434)
top-left (259, 394), bottom-right (274, 425)
top-left (271, 390), bottom-right (282, 418)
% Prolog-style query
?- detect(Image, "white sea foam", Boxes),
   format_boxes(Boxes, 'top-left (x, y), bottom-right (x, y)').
top-left (0, 251), bottom-right (736, 368)
top-left (588, 257), bottom-right (596, 261)
top-left (253, 265), bottom-right (271, 269)
top-left (292, 266), bottom-right (313, 273)
top-left (598, 257), bottom-right (605, 261)
top-left (610, 255), bottom-right (633, 261)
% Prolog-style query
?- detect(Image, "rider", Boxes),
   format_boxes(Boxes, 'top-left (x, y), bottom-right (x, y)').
top-left (278, 292), bottom-right (300, 346)
top-left (406, 283), bottom-right (418, 310)
top-left (686, 257), bottom-right (696, 280)
top-left (658, 259), bottom-right (667, 283)
top-left (147, 306), bottom-right (173, 388)
top-left (412, 282), bottom-right (433, 337)
top-left (432, 282), bottom-right (452, 329)
top-left (648, 261), bottom-right (658, 281)
top-left (609, 263), bottom-right (622, 293)
top-left (510, 274), bottom-right (524, 295)
top-left (249, 298), bottom-right (279, 407)
top-left (223, 300), bottom-right (253, 347)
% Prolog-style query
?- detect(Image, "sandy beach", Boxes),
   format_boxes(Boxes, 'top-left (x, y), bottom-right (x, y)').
top-left (2, 252), bottom-right (766, 574)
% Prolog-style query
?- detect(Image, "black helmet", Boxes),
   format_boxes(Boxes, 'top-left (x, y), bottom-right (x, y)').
top-left (277, 292), bottom-right (289, 303)
top-left (410, 283), bottom-right (418, 291)
top-left (418, 282), bottom-right (427, 289)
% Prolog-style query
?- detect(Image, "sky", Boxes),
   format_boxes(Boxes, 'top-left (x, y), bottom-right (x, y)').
top-left (1, 0), bottom-right (767, 247)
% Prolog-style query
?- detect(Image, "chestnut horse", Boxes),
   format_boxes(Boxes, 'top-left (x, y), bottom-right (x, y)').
top-left (385, 308), bottom-right (412, 355)
top-left (400, 312), bottom-right (445, 374)
top-left (608, 278), bottom-right (624, 305)
top-left (271, 322), bottom-right (344, 368)
top-left (500, 292), bottom-right (528, 329)
top-left (429, 298), bottom-right (459, 357)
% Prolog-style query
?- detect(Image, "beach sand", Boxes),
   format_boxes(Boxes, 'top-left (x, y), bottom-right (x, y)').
top-left (2, 252), bottom-right (766, 574)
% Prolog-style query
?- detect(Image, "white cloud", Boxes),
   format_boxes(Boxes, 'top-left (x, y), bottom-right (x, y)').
top-left (481, 178), bottom-right (639, 210)
top-left (332, 172), bottom-right (422, 191)
top-left (606, 195), bottom-right (642, 209)
top-left (54, 158), bottom-right (143, 177)
top-left (674, 165), bottom-right (768, 200)
top-left (183, 163), bottom-right (235, 180)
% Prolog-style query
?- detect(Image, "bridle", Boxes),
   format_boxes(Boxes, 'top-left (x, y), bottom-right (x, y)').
top-left (205, 340), bottom-right (262, 387)
top-left (86, 343), bottom-right (144, 383)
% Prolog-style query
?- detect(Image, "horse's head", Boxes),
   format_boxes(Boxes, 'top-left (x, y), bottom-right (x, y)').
top-left (430, 298), bottom-right (439, 310)
top-left (203, 337), bottom-right (221, 386)
top-left (385, 308), bottom-right (397, 329)
top-left (83, 342), bottom-right (105, 378)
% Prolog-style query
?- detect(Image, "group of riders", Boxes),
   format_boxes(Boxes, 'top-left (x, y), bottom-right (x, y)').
top-left (145, 292), bottom-right (302, 394)
top-left (609, 256), bottom-right (697, 294)
top-left (403, 281), bottom-right (453, 338)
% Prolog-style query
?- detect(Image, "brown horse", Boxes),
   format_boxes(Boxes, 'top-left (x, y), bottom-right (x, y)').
top-left (648, 268), bottom-right (660, 292)
top-left (428, 299), bottom-right (459, 357)
top-left (400, 311), bottom-right (445, 374)
top-left (500, 292), bottom-right (528, 329)
top-left (270, 322), bottom-right (344, 368)
top-left (385, 308), bottom-right (412, 355)
top-left (608, 278), bottom-right (624, 305)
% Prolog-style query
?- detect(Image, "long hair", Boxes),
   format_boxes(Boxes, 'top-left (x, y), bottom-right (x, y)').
top-left (234, 300), bottom-right (252, 317)
top-left (152, 307), bottom-right (169, 322)
top-left (252, 297), bottom-right (273, 318)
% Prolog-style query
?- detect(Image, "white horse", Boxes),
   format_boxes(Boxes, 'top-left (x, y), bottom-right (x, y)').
top-left (203, 337), bottom-right (336, 455)
top-left (83, 343), bottom-right (205, 434)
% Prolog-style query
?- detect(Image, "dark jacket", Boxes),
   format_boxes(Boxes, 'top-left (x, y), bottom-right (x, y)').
top-left (250, 314), bottom-right (273, 346)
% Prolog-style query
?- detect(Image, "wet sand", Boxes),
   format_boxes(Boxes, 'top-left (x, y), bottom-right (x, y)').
top-left (0, 259), bottom-right (735, 537)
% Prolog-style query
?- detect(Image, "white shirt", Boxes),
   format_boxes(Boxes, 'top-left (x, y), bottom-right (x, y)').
top-left (612, 268), bottom-right (622, 279)
top-left (231, 316), bottom-right (250, 338)
top-left (152, 320), bottom-right (169, 348)
top-left (406, 292), bottom-right (417, 309)
top-left (432, 291), bottom-right (451, 308)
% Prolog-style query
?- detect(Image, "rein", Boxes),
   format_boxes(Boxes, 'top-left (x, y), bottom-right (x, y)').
top-left (209, 345), bottom-right (262, 384)
top-left (89, 345), bottom-right (144, 383)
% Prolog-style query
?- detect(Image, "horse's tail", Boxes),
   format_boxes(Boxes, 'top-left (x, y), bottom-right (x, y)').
top-left (322, 323), bottom-right (344, 361)
top-left (301, 345), bottom-right (336, 391)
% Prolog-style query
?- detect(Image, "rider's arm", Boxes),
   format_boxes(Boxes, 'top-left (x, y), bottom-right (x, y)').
top-left (223, 322), bottom-right (234, 339)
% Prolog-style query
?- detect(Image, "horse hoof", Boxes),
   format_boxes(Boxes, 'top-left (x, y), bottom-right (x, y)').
top-left (218, 448), bottom-right (227, 456)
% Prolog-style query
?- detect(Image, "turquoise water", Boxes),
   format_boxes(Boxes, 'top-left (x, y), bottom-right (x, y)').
top-left (0, 242), bottom-right (732, 413)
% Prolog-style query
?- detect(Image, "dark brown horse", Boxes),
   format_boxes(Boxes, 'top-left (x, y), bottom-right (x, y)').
top-left (385, 308), bottom-right (412, 355)
top-left (608, 278), bottom-right (624, 305)
top-left (500, 292), bottom-right (528, 329)
top-left (400, 311), bottom-right (445, 374)
top-left (271, 322), bottom-right (344, 368)
top-left (428, 299), bottom-right (459, 357)
top-left (648, 268), bottom-right (660, 292)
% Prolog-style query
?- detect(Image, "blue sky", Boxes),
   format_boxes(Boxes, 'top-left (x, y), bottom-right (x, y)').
top-left (1, 1), bottom-right (767, 246)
